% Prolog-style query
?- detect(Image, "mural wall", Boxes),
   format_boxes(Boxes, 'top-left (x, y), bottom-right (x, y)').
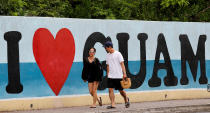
top-left (0, 16), bottom-right (209, 99)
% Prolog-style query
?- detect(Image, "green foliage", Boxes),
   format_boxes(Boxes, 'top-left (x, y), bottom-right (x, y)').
top-left (0, 0), bottom-right (209, 22)
top-left (0, 0), bottom-right (25, 15)
top-left (23, 0), bottom-right (73, 17)
top-left (70, 0), bottom-right (91, 18)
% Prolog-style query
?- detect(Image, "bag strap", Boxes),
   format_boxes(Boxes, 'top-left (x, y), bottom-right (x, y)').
top-left (123, 77), bottom-right (128, 81)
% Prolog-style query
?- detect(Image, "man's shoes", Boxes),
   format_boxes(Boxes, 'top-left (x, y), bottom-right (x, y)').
top-left (125, 97), bottom-right (130, 108)
top-left (107, 105), bottom-right (116, 109)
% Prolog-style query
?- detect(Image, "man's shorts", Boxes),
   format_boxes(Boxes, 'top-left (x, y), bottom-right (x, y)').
top-left (107, 78), bottom-right (123, 90)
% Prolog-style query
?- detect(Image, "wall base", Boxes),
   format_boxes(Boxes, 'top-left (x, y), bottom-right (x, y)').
top-left (0, 89), bottom-right (209, 111)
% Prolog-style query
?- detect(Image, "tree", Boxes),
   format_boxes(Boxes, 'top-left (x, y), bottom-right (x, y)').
top-left (0, 0), bottom-right (209, 22)
top-left (23, 0), bottom-right (73, 17)
top-left (138, 0), bottom-right (210, 22)
top-left (0, 0), bottom-right (25, 16)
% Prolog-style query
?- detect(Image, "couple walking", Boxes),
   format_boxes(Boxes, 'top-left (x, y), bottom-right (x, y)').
top-left (82, 41), bottom-right (130, 109)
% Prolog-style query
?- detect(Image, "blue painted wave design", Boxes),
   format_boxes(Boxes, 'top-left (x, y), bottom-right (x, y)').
top-left (0, 60), bottom-right (209, 99)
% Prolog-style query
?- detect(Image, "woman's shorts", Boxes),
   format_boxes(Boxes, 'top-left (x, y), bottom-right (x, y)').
top-left (87, 75), bottom-right (101, 83)
top-left (107, 78), bottom-right (123, 90)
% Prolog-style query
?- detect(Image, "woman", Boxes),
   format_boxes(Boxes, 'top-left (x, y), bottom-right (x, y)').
top-left (82, 47), bottom-right (103, 108)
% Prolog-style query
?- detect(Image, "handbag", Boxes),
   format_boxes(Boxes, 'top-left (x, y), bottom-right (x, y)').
top-left (120, 77), bottom-right (131, 89)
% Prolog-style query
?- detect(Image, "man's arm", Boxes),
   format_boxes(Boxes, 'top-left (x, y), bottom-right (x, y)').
top-left (120, 62), bottom-right (127, 78)
top-left (107, 64), bottom-right (109, 77)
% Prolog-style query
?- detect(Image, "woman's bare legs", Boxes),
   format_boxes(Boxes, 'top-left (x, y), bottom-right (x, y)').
top-left (88, 81), bottom-right (100, 107)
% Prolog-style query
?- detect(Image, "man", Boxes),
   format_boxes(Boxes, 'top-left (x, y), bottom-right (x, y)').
top-left (104, 41), bottom-right (130, 109)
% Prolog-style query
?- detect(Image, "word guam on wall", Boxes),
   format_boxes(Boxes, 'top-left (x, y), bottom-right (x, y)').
top-left (83, 32), bottom-right (208, 90)
top-left (2, 30), bottom-right (208, 95)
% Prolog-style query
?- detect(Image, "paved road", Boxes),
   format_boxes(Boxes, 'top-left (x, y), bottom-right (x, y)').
top-left (3, 99), bottom-right (210, 113)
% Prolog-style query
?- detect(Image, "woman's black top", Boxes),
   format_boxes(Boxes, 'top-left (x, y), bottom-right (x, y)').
top-left (82, 57), bottom-right (102, 82)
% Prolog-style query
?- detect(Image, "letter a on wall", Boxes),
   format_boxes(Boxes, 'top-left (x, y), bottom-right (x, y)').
top-left (33, 28), bottom-right (75, 95)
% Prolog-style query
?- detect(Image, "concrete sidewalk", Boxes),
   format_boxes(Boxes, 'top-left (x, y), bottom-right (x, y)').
top-left (4, 98), bottom-right (210, 113)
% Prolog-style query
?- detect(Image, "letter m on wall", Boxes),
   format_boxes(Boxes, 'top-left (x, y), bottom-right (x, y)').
top-left (179, 35), bottom-right (207, 85)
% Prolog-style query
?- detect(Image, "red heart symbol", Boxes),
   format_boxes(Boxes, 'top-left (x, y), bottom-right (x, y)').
top-left (33, 28), bottom-right (75, 96)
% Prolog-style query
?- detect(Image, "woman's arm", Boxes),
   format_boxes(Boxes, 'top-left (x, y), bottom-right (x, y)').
top-left (95, 58), bottom-right (103, 79)
top-left (82, 58), bottom-right (88, 81)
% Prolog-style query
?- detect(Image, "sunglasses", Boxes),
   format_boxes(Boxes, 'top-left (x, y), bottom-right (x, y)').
top-left (89, 51), bottom-right (95, 53)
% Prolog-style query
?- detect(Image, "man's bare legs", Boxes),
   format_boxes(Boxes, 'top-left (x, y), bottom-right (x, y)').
top-left (108, 88), bottom-right (115, 107)
top-left (108, 89), bottom-right (130, 108)
top-left (119, 90), bottom-right (128, 103)
top-left (119, 90), bottom-right (130, 108)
